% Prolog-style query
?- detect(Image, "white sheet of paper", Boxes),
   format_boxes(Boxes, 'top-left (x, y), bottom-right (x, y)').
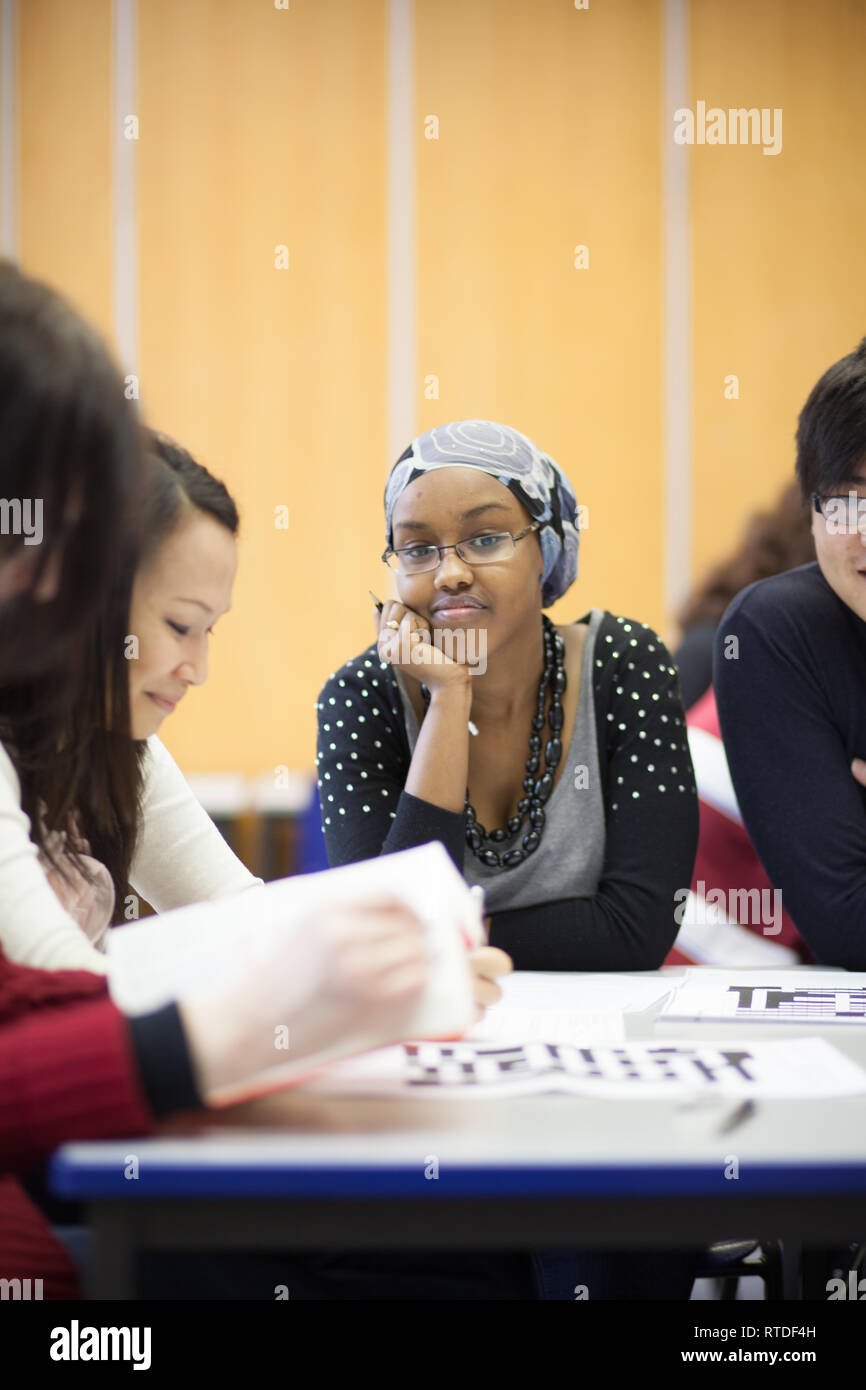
top-left (463, 970), bottom-right (672, 1045)
top-left (658, 968), bottom-right (866, 1024)
top-left (301, 1036), bottom-right (866, 1099)
top-left (467, 1007), bottom-right (625, 1045)
top-left (104, 842), bottom-right (482, 1103)
top-left (483, 970), bottom-right (675, 1013)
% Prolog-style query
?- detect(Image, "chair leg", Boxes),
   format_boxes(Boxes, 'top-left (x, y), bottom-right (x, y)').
top-left (761, 1239), bottom-right (784, 1301)
top-left (800, 1246), bottom-right (843, 1301)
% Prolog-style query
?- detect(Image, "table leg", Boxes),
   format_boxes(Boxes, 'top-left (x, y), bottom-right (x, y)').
top-left (85, 1204), bottom-right (135, 1300)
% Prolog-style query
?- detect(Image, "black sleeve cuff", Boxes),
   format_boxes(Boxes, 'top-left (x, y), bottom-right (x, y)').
top-left (489, 898), bottom-right (677, 972)
top-left (127, 1002), bottom-right (204, 1118)
top-left (381, 789), bottom-right (467, 869)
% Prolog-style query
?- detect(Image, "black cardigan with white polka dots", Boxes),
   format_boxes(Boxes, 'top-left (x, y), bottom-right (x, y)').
top-left (315, 611), bottom-right (698, 971)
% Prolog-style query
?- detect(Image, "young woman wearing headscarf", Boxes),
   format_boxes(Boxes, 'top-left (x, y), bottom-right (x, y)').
top-left (317, 419), bottom-right (699, 972)
top-left (313, 420), bottom-right (702, 1299)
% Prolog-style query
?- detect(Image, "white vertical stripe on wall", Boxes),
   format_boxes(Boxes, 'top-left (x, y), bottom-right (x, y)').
top-left (663, 0), bottom-right (692, 619)
top-left (0, 0), bottom-right (17, 259)
top-left (386, 0), bottom-right (416, 472)
top-left (112, 0), bottom-right (138, 379)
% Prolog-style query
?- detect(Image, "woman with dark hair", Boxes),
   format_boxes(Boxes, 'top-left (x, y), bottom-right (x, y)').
top-left (674, 481), bottom-right (815, 711)
top-left (0, 263), bottom-right (144, 673)
top-left (716, 336), bottom-right (866, 970)
top-left (0, 263), bottom-right (439, 1298)
top-left (0, 428), bottom-right (264, 970)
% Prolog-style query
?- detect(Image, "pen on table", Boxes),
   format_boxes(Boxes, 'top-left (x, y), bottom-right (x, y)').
top-left (370, 590), bottom-right (479, 736)
top-left (716, 1098), bottom-right (757, 1135)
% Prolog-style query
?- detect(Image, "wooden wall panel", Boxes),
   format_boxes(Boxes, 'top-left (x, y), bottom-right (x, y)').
top-left (137, 0), bottom-right (388, 775)
top-left (18, 0), bottom-right (113, 338)
top-left (12, 0), bottom-right (866, 775)
top-left (689, 0), bottom-right (866, 588)
top-left (415, 0), bottom-right (665, 635)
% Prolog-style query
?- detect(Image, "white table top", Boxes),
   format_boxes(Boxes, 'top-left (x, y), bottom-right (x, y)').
top-left (51, 967), bottom-right (866, 1197)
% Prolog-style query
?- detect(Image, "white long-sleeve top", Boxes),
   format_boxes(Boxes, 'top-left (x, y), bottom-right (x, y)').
top-left (0, 735), bottom-right (263, 973)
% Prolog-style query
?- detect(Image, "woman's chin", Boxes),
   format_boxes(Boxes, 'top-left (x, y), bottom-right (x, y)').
top-left (131, 701), bottom-right (165, 740)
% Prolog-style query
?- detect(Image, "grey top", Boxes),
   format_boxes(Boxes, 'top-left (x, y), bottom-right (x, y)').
top-left (394, 607), bottom-right (606, 913)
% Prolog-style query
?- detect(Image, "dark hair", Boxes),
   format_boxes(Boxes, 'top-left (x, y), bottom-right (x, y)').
top-left (64, 430), bottom-right (240, 919)
top-left (0, 262), bottom-right (146, 915)
top-left (140, 429), bottom-right (239, 562)
top-left (677, 481), bottom-right (815, 631)
top-left (2, 404), bottom-right (239, 921)
top-left (796, 337), bottom-right (866, 502)
top-left (0, 260), bottom-right (142, 684)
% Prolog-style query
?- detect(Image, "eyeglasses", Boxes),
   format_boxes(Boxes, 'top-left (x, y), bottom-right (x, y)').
top-left (382, 522), bottom-right (541, 575)
top-left (812, 492), bottom-right (866, 533)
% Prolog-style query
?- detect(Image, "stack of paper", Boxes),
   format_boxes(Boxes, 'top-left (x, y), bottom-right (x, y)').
top-left (301, 1036), bottom-right (866, 1099)
top-left (656, 968), bottom-right (866, 1025)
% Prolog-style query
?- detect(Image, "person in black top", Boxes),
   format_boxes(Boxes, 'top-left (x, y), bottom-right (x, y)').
top-left (674, 481), bottom-right (813, 711)
top-left (317, 420), bottom-right (699, 973)
top-left (313, 421), bottom-right (702, 1300)
top-left (716, 337), bottom-right (866, 970)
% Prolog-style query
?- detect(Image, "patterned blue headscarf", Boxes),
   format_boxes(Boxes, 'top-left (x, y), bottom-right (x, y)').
top-left (384, 420), bottom-right (580, 606)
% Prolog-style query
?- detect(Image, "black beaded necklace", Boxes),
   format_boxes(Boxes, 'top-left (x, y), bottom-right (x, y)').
top-left (420, 614), bottom-right (567, 870)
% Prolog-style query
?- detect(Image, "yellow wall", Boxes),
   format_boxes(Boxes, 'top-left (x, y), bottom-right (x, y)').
top-left (415, 0), bottom-right (664, 634)
top-left (136, 0), bottom-right (388, 782)
top-left (9, 0), bottom-right (866, 778)
top-left (18, 0), bottom-right (113, 337)
top-left (689, 0), bottom-right (866, 577)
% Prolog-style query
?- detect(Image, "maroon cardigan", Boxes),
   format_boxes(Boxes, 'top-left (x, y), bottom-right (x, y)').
top-left (0, 950), bottom-right (156, 1298)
